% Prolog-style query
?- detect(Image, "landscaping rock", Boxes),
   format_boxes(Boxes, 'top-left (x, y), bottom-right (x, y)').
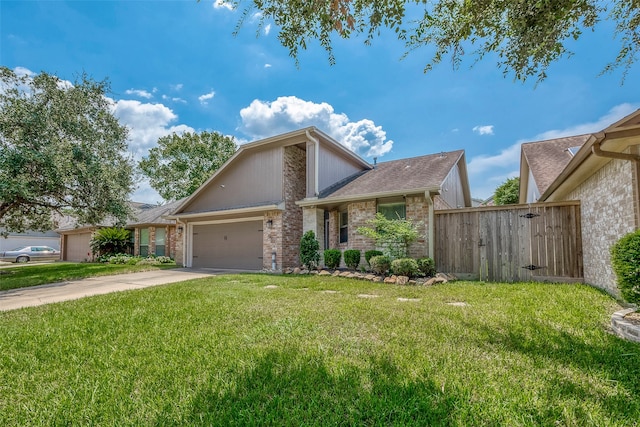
top-left (318, 270), bottom-right (331, 276)
top-left (396, 275), bottom-right (410, 285)
top-left (372, 276), bottom-right (383, 282)
top-left (339, 271), bottom-right (352, 277)
top-left (384, 276), bottom-right (397, 284)
top-left (365, 274), bottom-right (376, 281)
top-left (293, 267), bottom-right (301, 274)
top-left (300, 269), bottom-right (310, 275)
top-left (332, 270), bottom-right (341, 277)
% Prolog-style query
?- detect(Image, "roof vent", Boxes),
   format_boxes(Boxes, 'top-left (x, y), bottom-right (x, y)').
top-left (373, 157), bottom-right (377, 169)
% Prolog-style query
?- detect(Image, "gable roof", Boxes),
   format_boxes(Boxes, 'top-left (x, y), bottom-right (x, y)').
top-left (302, 150), bottom-right (467, 205)
top-left (170, 127), bottom-right (371, 216)
top-left (520, 134), bottom-right (592, 199)
top-left (127, 198), bottom-right (184, 227)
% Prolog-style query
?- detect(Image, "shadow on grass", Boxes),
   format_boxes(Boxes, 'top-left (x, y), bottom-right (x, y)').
top-left (175, 350), bottom-right (460, 426)
top-left (466, 318), bottom-right (640, 424)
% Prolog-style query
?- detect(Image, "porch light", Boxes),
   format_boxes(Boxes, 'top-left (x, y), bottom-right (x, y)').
top-left (267, 219), bottom-right (273, 227)
top-left (177, 225), bottom-right (184, 234)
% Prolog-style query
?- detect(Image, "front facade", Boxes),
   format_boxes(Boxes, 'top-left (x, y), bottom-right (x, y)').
top-left (170, 127), bottom-right (471, 270)
top-left (519, 109), bottom-right (640, 296)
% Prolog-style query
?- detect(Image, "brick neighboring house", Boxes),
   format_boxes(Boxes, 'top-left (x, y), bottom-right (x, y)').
top-left (57, 201), bottom-right (182, 262)
top-left (168, 127), bottom-right (471, 270)
top-left (519, 109), bottom-right (640, 296)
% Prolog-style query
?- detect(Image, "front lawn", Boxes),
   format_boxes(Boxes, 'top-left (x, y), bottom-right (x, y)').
top-left (0, 261), bottom-right (177, 291)
top-left (1, 275), bottom-right (638, 426)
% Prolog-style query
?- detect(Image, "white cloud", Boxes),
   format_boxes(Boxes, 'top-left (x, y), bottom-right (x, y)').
top-left (264, 23), bottom-right (272, 36)
top-left (112, 99), bottom-right (194, 159)
top-left (161, 94), bottom-right (187, 104)
top-left (527, 103), bottom-right (639, 141)
top-left (171, 83), bottom-right (184, 91)
top-left (14, 66), bottom-right (35, 77)
top-left (125, 88), bottom-right (153, 99)
top-left (213, 0), bottom-right (234, 11)
top-left (467, 102), bottom-right (639, 199)
top-left (239, 96), bottom-right (393, 158)
top-left (472, 125), bottom-right (494, 136)
top-left (264, 63), bottom-right (272, 68)
top-left (198, 91), bottom-right (215, 105)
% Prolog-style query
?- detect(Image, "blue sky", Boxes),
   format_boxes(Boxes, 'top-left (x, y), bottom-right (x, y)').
top-left (2, 0), bottom-right (639, 203)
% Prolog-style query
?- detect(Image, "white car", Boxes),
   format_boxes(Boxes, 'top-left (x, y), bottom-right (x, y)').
top-left (0, 246), bottom-right (61, 263)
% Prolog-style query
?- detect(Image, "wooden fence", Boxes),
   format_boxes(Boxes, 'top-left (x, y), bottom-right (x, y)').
top-left (435, 202), bottom-right (583, 283)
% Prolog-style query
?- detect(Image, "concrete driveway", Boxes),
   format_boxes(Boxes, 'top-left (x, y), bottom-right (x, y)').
top-left (0, 268), bottom-right (225, 312)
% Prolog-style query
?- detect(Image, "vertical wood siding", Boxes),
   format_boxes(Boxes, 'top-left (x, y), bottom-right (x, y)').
top-left (435, 202), bottom-right (583, 282)
top-left (440, 164), bottom-right (466, 209)
top-left (318, 145), bottom-right (366, 194)
top-left (182, 147), bottom-right (283, 212)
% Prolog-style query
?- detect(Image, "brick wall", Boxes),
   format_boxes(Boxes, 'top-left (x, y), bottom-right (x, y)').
top-left (175, 226), bottom-right (184, 266)
top-left (263, 210), bottom-right (283, 270)
top-left (406, 195), bottom-right (429, 258)
top-left (281, 146), bottom-right (306, 268)
top-left (566, 157), bottom-right (638, 296)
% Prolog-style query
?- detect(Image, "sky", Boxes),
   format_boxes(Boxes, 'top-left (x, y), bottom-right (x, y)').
top-left (2, 0), bottom-right (639, 204)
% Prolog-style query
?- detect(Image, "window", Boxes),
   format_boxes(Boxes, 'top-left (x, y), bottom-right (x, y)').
top-left (155, 228), bottom-right (166, 256)
top-left (139, 228), bottom-right (149, 257)
top-left (339, 211), bottom-right (348, 243)
top-left (378, 202), bottom-right (406, 220)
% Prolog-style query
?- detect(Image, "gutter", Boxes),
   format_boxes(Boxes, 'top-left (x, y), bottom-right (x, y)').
top-left (306, 129), bottom-right (320, 196)
top-left (425, 191), bottom-right (435, 258)
top-left (591, 132), bottom-right (640, 162)
top-left (296, 187), bottom-right (441, 208)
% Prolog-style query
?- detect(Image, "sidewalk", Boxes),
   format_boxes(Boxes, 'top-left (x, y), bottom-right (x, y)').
top-left (0, 268), bottom-right (219, 311)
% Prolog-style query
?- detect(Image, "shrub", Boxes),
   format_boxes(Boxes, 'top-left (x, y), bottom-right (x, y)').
top-left (324, 249), bottom-right (342, 269)
top-left (611, 230), bottom-right (640, 304)
top-left (417, 257), bottom-right (436, 277)
top-left (370, 255), bottom-right (391, 275)
top-left (90, 227), bottom-right (132, 258)
top-left (391, 258), bottom-right (419, 277)
top-left (155, 256), bottom-right (173, 264)
top-left (108, 254), bottom-right (133, 265)
top-left (343, 249), bottom-right (361, 270)
top-left (365, 250), bottom-right (384, 266)
top-left (300, 231), bottom-right (320, 270)
top-left (137, 257), bottom-right (161, 266)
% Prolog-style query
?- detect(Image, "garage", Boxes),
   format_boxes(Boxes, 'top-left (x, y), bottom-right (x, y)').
top-left (63, 232), bottom-right (92, 262)
top-left (191, 221), bottom-right (263, 270)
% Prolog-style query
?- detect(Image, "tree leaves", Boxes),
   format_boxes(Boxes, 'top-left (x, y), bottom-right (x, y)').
top-left (227, 0), bottom-right (637, 81)
top-left (138, 131), bottom-right (237, 201)
top-left (0, 67), bottom-right (134, 233)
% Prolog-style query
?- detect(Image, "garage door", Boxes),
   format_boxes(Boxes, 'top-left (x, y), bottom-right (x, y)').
top-left (192, 221), bottom-right (263, 269)
top-left (64, 233), bottom-right (92, 262)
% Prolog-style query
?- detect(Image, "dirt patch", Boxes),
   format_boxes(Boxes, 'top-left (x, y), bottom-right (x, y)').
top-left (624, 311), bottom-right (640, 326)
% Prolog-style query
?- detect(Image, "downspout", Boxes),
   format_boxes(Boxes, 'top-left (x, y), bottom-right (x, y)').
top-left (591, 132), bottom-right (640, 228)
top-left (425, 191), bottom-right (435, 258)
top-left (176, 218), bottom-right (187, 267)
top-left (305, 129), bottom-right (320, 196)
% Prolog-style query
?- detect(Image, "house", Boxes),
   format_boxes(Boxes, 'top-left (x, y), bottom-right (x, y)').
top-left (519, 109), bottom-right (640, 295)
top-left (57, 200), bottom-right (182, 261)
top-left (168, 127), bottom-right (471, 270)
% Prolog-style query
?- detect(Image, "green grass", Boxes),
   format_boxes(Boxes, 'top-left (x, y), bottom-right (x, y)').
top-left (1, 275), bottom-right (638, 426)
top-left (0, 261), bottom-right (177, 291)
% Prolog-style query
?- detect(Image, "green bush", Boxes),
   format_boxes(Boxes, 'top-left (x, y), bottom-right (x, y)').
top-left (391, 258), bottom-right (419, 277)
top-left (611, 230), bottom-right (640, 304)
top-left (324, 249), bottom-right (342, 269)
top-left (343, 249), bottom-right (361, 270)
top-left (90, 227), bottom-right (132, 258)
top-left (417, 257), bottom-right (436, 277)
top-left (300, 231), bottom-right (320, 270)
top-left (365, 250), bottom-right (384, 266)
top-left (370, 255), bottom-right (391, 275)
top-left (108, 254), bottom-right (133, 264)
top-left (137, 257), bottom-right (161, 266)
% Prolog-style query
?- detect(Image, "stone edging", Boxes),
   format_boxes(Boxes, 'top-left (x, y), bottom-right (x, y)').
top-left (611, 308), bottom-right (640, 343)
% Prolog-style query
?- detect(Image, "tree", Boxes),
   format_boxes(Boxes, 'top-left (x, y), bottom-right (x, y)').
top-left (222, 0), bottom-right (639, 81)
top-left (138, 131), bottom-right (237, 201)
top-left (0, 67), bottom-right (134, 234)
top-left (357, 212), bottom-right (419, 259)
top-left (494, 177), bottom-right (520, 205)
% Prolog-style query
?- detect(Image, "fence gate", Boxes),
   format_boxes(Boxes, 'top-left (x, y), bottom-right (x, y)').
top-left (434, 202), bottom-right (583, 282)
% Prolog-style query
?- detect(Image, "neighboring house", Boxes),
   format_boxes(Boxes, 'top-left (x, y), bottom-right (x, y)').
top-left (57, 201), bottom-right (182, 261)
top-left (519, 109), bottom-right (640, 296)
top-left (168, 127), bottom-right (471, 270)
top-left (0, 229), bottom-right (61, 252)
